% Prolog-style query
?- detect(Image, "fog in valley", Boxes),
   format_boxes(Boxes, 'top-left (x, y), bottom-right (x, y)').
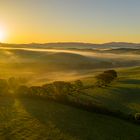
top-left (0, 46), bottom-right (139, 85)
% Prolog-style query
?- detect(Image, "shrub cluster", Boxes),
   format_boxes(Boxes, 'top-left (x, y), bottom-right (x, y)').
top-left (95, 70), bottom-right (117, 87)
top-left (1, 71), bottom-right (140, 124)
top-left (16, 81), bottom-right (140, 124)
top-left (0, 77), bottom-right (27, 95)
top-left (135, 113), bottom-right (140, 121)
top-left (17, 80), bottom-right (84, 101)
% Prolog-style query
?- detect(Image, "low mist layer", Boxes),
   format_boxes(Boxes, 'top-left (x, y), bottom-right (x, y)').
top-left (0, 45), bottom-right (139, 85)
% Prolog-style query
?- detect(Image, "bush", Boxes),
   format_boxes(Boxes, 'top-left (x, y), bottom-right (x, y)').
top-left (42, 81), bottom-right (75, 100)
top-left (29, 86), bottom-right (43, 96)
top-left (73, 80), bottom-right (84, 90)
top-left (8, 77), bottom-right (19, 89)
top-left (8, 77), bottom-right (28, 93)
top-left (104, 70), bottom-right (117, 78)
top-left (95, 70), bottom-right (117, 87)
top-left (134, 113), bottom-right (140, 121)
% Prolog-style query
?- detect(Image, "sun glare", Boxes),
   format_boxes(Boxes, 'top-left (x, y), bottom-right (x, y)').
top-left (0, 28), bottom-right (6, 42)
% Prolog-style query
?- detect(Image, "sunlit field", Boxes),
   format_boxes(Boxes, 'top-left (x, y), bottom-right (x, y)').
top-left (0, 43), bottom-right (140, 139)
top-left (1, 0), bottom-right (140, 139)
top-left (0, 95), bottom-right (140, 140)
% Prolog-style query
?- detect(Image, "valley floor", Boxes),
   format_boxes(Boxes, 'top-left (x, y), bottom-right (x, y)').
top-left (0, 95), bottom-right (140, 140)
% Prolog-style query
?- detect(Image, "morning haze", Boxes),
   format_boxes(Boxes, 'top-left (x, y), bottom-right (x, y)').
top-left (0, 1), bottom-right (140, 140)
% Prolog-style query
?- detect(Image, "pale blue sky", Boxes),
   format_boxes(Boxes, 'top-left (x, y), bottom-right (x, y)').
top-left (0, 0), bottom-right (140, 43)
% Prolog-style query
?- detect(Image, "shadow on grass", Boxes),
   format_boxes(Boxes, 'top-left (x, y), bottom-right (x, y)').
top-left (19, 96), bottom-right (140, 140)
top-left (109, 86), bottom-right (140, 102)
top-left (119, 79), bottom-right (140, 85)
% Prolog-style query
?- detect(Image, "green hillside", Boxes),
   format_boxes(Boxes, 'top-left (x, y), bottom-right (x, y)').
top-left (81, 66), bottom-right (140, 115)
top-left (0, 66), bottom-right (140, 139)
top-left (0, 95), bottom-right (140, 140)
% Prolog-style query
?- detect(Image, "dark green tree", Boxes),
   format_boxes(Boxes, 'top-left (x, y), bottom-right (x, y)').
top-left (95, 70), bottom-right (117, 87)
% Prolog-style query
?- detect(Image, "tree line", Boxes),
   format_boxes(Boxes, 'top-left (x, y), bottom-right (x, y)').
top-left (0, 70), bottom-right (140, 123)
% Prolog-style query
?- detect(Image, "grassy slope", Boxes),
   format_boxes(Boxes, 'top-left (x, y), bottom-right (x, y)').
top-left (0, 66), bottom-right (140, 139)
top-left (82, 66), bottom-right (140, 115)
top-left (0, 95), bottom-right (140, 140)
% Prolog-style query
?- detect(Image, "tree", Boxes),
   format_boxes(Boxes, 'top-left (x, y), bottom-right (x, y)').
top-left (104, 70), bottom-right (117, 78)
top-left (8, 77), bottom-right (19, 92)
top-left (135, 113), bottom-right (140, 121)
top-left (42, 81), bottom-right (74, 100)
top-left (74, 80), bottom-right (84, 90)
top-left (95, 70), bottom-right (117, 87)
top-left (29, 86), bottom-right (42, 96)
top-left (52, 81), bottom-right (73, 96)
top-left (8, 77), bottom-right (28, 93)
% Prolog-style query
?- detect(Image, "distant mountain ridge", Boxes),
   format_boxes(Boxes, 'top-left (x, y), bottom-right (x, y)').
top-left (0, 42), bottom-right (140, 49)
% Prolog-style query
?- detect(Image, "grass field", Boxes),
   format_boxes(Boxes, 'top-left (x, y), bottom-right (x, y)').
top-left (81, 67), bottom-right (140, 115)
top-left (0, 47), bottom-right (140, 140)
top-left (0, 95), bottom-right (140, 140)
top-left (0, 67), bottom-right (139, 139)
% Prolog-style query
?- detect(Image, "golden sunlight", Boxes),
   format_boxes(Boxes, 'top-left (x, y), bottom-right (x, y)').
top-left (0, 27), bottom-right (6, 42)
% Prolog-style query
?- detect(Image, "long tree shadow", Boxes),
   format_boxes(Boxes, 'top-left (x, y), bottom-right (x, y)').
top-left (0, 95), bottom-right (20, 139)
top-left (101, 86), bottom-right (140, 113)
top-left (119, 79), bottom-right (140, 85)
top-left (109, 86), bottom-right (140, 102)
top-left (19, 96), bottom-right (140, 140)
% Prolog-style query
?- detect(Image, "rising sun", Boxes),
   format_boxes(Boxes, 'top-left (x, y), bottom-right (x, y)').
top-left (0, 28), bottom-right (6, 42)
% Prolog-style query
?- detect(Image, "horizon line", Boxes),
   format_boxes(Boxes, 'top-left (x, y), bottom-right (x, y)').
top-left (0, 41), bottom-right (140, 45)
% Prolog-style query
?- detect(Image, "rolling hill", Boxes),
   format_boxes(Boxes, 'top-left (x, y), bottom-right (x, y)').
top-left (0, 43), bottom-right (140, 139)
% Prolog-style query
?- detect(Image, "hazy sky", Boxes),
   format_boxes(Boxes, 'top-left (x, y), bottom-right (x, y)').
top-left (0, 0), bottom-right (140, 43)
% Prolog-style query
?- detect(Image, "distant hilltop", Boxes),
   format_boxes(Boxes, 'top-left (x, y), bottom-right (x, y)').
top-left (0, 42), bottom-right (140, 49)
